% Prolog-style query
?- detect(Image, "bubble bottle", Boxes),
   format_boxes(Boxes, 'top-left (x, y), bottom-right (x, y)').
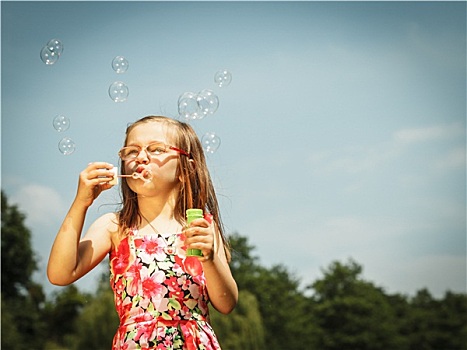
top-left (186, 209), bottom-right (204, 257)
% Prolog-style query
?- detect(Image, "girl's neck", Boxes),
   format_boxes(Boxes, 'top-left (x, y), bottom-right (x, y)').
top-left (137, 193), bottom-right (177, 222)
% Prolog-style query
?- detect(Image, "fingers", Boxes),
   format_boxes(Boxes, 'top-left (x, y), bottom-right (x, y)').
top-left (184, 222), bottom-right (215, 260)
top-left (75, 163), bottom-right (116, 207)
top-left (83, 162), bottom-right (116, 185)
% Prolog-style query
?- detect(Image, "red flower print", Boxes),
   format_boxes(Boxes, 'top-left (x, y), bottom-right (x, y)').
top-left (126, 259), bottom-right (142, 296)
top-left (138, 236), bottom-right (167, 262)
top-left (178, 275), bottom-right (190, 291)
top-left (140, 270), bottom-right (167, 303)
top-left (142, 277), bottom-right (165, 300)
top-left (165, 276), bottom-right (179, 292)
top-left (141, 236), bottom-right (161, 254)
top-left (134, 320), bottom-right (156, 347)
top-left (169, 309), bottom-right (181, 320)
top-left (169, 290), bottom-right (183, 300)
top-left (111, 237), bottom-right (131, 276)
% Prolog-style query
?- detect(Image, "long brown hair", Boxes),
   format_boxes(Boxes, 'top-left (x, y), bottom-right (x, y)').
top-left (117, 115), bottom-right (231, 260)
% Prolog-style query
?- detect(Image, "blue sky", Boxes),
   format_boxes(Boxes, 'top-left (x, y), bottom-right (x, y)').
top-left (2, 1), bottom-right (466, 298)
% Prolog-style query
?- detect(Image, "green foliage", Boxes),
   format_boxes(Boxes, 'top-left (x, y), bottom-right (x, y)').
top-left (1, 191), bottom-right (47, 350)
top-left (1, 191), bottom-right (38, 299)
top-left (228, 233), bottom-right (318, 349)
top-left (71, 273), bottom-right (119, 350)
top-left (42, 284), bottom-right (91, 346)
top-left (210, 290), bottom-right (266, 350)
top-left (310, 259), bottom-right (405, 349)
top-left (404, 289), bottom-right (467, 350)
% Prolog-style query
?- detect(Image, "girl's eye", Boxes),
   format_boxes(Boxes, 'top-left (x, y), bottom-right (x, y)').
top-left (126, 148), bottom-right (139, 156)
top-left (147, 143), bottom-right (166, 155)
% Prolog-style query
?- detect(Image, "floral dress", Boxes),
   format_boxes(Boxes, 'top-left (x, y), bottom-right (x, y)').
top-left (109, 228), bottom-right (222, 350)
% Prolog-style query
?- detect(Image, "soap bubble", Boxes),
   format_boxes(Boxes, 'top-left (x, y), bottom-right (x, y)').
top-left (46, 39), bottom-right (64, 56)
top-left (178, 92), bottom-right (202, 120)
top-left (197, 89), bottom-right (219, 117)
top-left (178, 90), bottom-right (220, 120)
top-left (214, 70), bottom-right (232, 87)
top-left (112, 56), bottom-right (129, 73)
top-left (53, 115), bottom-right (70, 132)
top-left (58, 137), bottom-right (76, 155)
top-left (109, 81), bottom-right (129, 102)
top-left (201, 132), bottom-right (221, 154)
top-left (40, 46), bottom-right (59, 65)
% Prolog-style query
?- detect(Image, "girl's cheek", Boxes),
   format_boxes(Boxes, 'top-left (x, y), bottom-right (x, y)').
top-left (123, 161), bottom-right (134, 174)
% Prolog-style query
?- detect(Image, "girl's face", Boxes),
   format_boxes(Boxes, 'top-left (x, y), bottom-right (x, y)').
top-left (123, 121), bottom-right (181, 195)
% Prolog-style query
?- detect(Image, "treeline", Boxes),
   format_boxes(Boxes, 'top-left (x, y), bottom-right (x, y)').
top-left (2, 191), bottom-right (466, 350)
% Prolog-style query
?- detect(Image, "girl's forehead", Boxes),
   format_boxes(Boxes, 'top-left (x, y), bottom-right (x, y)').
top-left (127, 122), bottom-right (175, 143)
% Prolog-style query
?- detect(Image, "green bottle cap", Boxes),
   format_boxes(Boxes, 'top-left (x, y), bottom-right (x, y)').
top-left (186, 208), bottom-right (203, 223)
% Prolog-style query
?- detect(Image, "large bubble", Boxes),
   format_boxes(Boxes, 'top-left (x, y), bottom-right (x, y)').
top-left (197, 89), bottom-right (219, 117)
top-left (178, 92), bottom-right (203, 120)
top-left (178, 90), bottom-right (219, 120)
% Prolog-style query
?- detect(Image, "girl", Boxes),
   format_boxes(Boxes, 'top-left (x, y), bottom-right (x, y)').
top-left (47, 115), bottom-right (238, 349)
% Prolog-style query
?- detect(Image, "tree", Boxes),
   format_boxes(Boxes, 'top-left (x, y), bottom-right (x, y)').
top-left (71, 273), bottom-right (119, 350)
top-left (211, 290), bottom-right (266, 350)
top-left (1, 191), bottom-right (47, 350)
top-left (310, 259), bottom-right (404, 350)
top-left (405, 289), bottom-right (467, 350)
top-left (228, 233), bottom-right (318, 349)
top-left (43, 284), bottom-right (91, 348)
top-left (1, 191), bottom-right (38, 299)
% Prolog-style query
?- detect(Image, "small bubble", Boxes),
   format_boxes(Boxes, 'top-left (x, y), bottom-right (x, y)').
top-left (46, 39), bottom-right (64, 56)
top-left (197, 89), bottom-right (219, 117)
top-left (53, 115), bottom-right (70, 132)
top-left (58, 137), bottom-right (76, 155)
top-left (202, 132), bottom-right (221, 154)
top-left (112, 56), bottom-right (129, 74)
top-left (214, 70), bottom-right (232, 88)
top-left (40, 46), bottom-right (59, 65)
top-left (109, 81), bottom-right (129, 102)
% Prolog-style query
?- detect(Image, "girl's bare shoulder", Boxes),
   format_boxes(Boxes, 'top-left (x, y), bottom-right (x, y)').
top-left (95, 212), bottom-right (126, 250)
top-left (91, 212), bottom-right (119, 232)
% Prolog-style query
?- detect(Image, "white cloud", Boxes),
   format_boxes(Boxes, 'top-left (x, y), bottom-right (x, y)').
top-left (307, 122), bottom-right (465, 176)
top-left (306, 141), bottom-right (395, 175)
top-left (393, 122), bottom-right (464, 145)
top-left (10, 184), bottom-right (66, 227)
top-left (435, 146), bottom-right (466, 170)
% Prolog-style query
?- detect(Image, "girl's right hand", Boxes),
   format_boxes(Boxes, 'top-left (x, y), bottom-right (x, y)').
top-left (75, 162), bottom-right (115, 207)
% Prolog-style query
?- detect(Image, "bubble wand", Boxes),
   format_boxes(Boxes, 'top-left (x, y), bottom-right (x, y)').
top-left (109, 168), bottom-right (153, 185)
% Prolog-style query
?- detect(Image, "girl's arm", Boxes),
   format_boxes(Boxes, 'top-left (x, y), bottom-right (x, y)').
top-left (202, 238), bottom-right (239, 314)
top-left (47, 162), bottom-right (116, 286)
top-left (184, 220), bottom-right (238, 314)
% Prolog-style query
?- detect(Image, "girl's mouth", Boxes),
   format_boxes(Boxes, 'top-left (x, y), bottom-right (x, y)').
top-left (135, 165), bottom-right (146, 173)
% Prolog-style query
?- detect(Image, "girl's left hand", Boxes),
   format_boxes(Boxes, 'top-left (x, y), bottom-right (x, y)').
top-left (183, 218), bottom-right (215, 261)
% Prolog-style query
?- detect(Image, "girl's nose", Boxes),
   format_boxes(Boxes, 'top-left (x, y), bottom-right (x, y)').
top-left (135, 149), bottom-right (149, 163)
